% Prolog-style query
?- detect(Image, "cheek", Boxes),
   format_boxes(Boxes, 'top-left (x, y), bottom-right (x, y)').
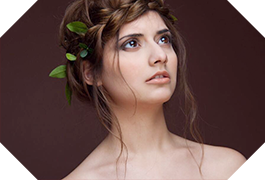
top-left (174, 56), bottom-right (178, 75)
top-left (168, 53), bottom-right (178, 87)
top-left (118, 54), bottom-right (144, 85)
top-left (101, 60), bottom-right (141, 105)
top-left (120, 65), bottom-right (140, 85)
top-left (168, 52), bottom-right (178, 70)
top-left (101, 55), bottom-right (138, 97)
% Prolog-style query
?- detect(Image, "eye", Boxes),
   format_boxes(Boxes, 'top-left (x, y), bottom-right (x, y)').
top-left (158, 35), bottom-right (171, 44)
top-left (122, 39), bottom-right (140, 50)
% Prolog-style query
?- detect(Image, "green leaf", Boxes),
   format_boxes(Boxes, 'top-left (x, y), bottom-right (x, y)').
top-left (65, 83), bottom-right (72, 105)
top-left (49, 65), bottom-right (66, 78)
top-left (88, 48), bottom-right (93, 54)
top-left (66, 53), bottom-right (76, 61)
top-left (79, 43), bottom-right (88, 49)
top-left (80, 50), bottom-right (88, 58)
top-left (169, 14), bottom-right (178, 21)
top-left (66, 21), bottom-right (88, 35)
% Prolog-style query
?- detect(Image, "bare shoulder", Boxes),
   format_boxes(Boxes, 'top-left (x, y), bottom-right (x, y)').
top-left (61, 156), bottom-right (101, 180)
top-left (62, 169), bottom-right (96, 180)
top-left (62, 139), bottom-right (116, 180)
top-left (202, 144), bottom-right (247, 179)
top-left (62, 154), bottom-right (113, 180)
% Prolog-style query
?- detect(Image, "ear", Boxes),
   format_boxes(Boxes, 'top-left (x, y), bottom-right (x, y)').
top-left (83, 61), bottom-right (102, 86)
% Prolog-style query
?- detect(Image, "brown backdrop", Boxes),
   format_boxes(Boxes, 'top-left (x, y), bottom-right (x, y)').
top-left (1, 0), bottom-right (265, 179)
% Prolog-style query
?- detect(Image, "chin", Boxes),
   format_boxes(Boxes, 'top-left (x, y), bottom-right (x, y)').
top-left (142, 91), bottom-right (173, 105)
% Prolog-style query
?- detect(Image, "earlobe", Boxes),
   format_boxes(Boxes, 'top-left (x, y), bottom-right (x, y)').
top-left (83, 61), bottom-right (103, 86)
top-left (97, 80), bottom-right (103, 86)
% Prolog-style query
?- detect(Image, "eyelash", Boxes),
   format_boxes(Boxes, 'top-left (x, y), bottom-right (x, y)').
top-left (121, 34), bottom-right (172, 50)
top-left (122, 38), bottom-right (139, 50)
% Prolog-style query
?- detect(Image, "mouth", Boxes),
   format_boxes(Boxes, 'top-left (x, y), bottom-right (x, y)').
top-left (146, 71), bottom-right (170, 84)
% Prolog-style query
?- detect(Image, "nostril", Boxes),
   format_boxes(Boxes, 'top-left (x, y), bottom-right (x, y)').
top-left (154, 60), bottom-right (161, 64)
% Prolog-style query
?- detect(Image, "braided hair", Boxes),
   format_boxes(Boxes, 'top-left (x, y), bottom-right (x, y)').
top-left (59, 0), bottom-right (204, 178)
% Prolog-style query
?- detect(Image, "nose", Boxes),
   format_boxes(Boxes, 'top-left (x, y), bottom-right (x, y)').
top-left (148, 43), bottom-right (168, 66)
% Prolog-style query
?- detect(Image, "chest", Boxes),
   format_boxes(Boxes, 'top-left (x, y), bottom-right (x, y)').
top-left (98, 156), bottom-right (203, 179)
top-left (128, 161), bottom-right (202, 179)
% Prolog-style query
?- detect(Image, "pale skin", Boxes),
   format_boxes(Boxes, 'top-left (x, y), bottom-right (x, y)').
top-left (63, 11), bottom-right (246, 180)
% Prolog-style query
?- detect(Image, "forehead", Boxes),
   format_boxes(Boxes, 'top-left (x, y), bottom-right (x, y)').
top-left (119, 11), bottom-right (168, 37)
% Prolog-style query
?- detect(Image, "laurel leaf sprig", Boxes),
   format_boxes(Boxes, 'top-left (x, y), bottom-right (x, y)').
top-left (49, 21), bottom-right (92, 105)
top-left (49, 65), bottom-right (67, 78)
top-left (169, 14), bottom-right (178, 22)
top-left (66, 21), bottom-right (88, 35)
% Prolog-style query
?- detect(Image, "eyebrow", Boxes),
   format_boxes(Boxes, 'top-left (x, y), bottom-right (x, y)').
top-left (157, 29), bottom-right (170, 35)
top-left (118, 28), bottom-right (170, 41)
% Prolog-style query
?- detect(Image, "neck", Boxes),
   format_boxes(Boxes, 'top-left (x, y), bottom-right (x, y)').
top-left (105, 103), bottom-right (175, 157)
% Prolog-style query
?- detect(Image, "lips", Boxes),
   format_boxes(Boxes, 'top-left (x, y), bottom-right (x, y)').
top-left (146, 71), bottom-right (170, 82)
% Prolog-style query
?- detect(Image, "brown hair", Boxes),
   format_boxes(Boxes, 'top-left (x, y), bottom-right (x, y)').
top-left (59, 0), bottom-right (204, 179)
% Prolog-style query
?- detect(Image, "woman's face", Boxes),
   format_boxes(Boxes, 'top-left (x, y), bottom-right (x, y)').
top-left (101, 11), bottom-right (178, 107)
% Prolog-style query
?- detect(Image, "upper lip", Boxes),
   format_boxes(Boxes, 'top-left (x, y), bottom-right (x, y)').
top-left (146, 71), bottom-right (170, 82)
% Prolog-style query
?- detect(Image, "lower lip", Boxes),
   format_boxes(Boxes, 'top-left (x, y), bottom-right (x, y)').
top-left (146, 77), bottom-right (170, 84)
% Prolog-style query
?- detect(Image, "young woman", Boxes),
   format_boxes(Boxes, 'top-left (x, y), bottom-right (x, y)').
top-left (53, 0), bottom-right (246, 179)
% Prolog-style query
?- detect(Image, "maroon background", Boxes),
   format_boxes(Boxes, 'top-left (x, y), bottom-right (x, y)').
top-left (1, 0), bottom-right (265, 179)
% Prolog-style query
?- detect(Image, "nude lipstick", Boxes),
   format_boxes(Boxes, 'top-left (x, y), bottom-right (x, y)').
top-left (146, 71), bottom-right (170, 84)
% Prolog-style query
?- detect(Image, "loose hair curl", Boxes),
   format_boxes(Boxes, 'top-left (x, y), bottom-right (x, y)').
top-left (59, 0), bottom-right (204, 179)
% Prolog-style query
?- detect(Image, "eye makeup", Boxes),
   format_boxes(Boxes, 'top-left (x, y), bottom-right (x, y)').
top-left (118, 28), bottom-right (173, 51)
